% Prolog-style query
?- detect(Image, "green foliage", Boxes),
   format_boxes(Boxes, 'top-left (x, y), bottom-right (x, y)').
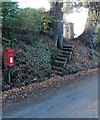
top-left (73, 2), bottom-right (99, 25)
top-left (88, 48), bottom-right (99, 60)
top-left (2, 37), bottom-right (11, 42)
top-left (2, 2), bottom-right (53, 89)
top-left (18, 8), bottom-right (43, 33)
top-left (2, 3), bottom-right (53, 43)
top-left (43, 28), bottom-right (54, 37)
top-left (62, 2), bottom-right (74, 13)
top-left (63, 2), bottom-right (99, 29)
top-left (3, 39), bottom-right (52, 87)
top-left (2, 2), bottom-right (20, 40)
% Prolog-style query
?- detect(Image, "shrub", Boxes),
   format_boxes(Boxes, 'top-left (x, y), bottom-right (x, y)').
top-left (2, 39), bottom-right (52, 87)
top-left (2, 2), bottom-right (20, 41)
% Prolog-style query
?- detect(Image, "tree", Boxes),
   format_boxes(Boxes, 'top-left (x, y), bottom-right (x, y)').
top-left (18, 8), bottom-right (44, 42)
top-left (50, 1), bottom-right (100, 49)
top-left (2, 2), bottom-right (20, 41)
top-left (50, 2), bottom-right (63, 49)
top-left (2, 3), bottom-right (53, 43)
top-left (76, 2), bottom-right (100, 49)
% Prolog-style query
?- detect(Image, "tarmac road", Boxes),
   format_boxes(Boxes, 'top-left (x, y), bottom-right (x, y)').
top-left (3, 73), bottom-right (98, 118)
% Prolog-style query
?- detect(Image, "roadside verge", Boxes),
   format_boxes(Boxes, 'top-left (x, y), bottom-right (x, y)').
top-left (1, 68), bottom-right (99, 105)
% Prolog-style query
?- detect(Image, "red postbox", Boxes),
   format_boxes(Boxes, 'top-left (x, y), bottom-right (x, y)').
top-left (3, 49), bottom-right (14, 66)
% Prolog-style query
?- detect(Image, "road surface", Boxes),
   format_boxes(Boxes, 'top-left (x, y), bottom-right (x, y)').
top-left (3, 73), bottom-right (98, 118)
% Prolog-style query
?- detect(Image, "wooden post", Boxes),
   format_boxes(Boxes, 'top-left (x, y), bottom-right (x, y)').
top-left (7, 66), bottom-right (11, 84)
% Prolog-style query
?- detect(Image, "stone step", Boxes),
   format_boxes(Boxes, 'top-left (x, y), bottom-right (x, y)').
top-left (62, 51), bottom-right (72, 55)
top-left (52, 66), bottom-right (63, 71)
top-left (55, 71), bottom-right (63, 75)
top-left (54, 60), bottom-right (65, 64)
top-left (58, 54), bottom-right (71, 58)
top-left (52, 44), bottom-right (74, 74)
top-left (57, 50), bottom-right (72, 54)
top-left (63, 48), bottom-right (73, 51)
top-left (63, 44), bottom-right (74, 47)
top-left (63, 45), bottom-right (73, 48)
top-left (62, 51), bottom-right (71, 53)
top-left (54, 60), bottom-right (65, 67)
top-left (56, 56), bottom-right (66, 61)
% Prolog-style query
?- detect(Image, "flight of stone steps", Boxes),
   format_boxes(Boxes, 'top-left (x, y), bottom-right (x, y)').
top-left (52, 44), bottom-right (74, 76)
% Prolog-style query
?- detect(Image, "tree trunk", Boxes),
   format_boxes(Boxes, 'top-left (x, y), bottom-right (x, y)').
top-left (50, 2), bottom-right (63, 49)
top-left (77, 4), bottom-right (99, 49)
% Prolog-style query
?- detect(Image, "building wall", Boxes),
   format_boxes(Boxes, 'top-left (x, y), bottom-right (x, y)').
top-left (64, 23), bottom-right (74, 39)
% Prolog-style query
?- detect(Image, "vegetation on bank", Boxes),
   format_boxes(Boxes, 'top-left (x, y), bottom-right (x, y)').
top-left (2, 2), bottom-right (54, 89)
top-left (2, 2), bottom-right (99, 91)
